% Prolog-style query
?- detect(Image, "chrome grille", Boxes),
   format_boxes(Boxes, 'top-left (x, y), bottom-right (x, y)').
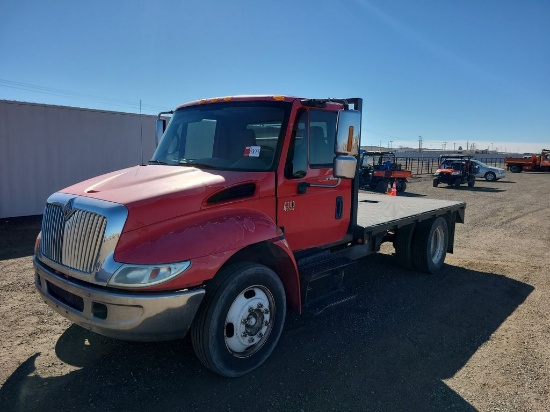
top-left (41, 203), bottom-right (107, 273)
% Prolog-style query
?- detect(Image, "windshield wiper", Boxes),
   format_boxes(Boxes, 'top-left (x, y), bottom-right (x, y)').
top-left (148, 160), bottom-right (171, 165)
top-left (178, 160), bottom-right (215, 169)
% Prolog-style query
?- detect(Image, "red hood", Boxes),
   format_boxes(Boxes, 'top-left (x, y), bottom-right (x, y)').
top-left (61, 165), bottom-right (270, 231)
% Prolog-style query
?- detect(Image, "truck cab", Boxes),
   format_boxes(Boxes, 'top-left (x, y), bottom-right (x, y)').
top-left (34, 96), bottom-right (465, 377)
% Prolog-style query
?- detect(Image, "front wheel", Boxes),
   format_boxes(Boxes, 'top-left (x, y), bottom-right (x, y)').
top-left (453, 177), bottom-right (461, 188)
top-left (432, 178), bottom-right (439, 187)
top-left (485, 172), bottom-right (496, 181)
top-left (467, 176), bottom-right (475, 187)
top-left (191, 263), bottom-right (286, 377)
top-left (376, 179), bottom-right (389, 193)
top-left (396, 180), bottom-right (407, 193)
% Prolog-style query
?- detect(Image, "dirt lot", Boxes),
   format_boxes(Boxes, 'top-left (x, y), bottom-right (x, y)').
top-left (1, 172), bottom-right (549, 411)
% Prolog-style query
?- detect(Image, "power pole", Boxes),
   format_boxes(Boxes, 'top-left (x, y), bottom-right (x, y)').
top-left (418, 136), bottom-right (423, 152)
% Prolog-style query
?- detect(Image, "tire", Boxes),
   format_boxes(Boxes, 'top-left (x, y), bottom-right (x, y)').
top-left (394, 223), bottom-right (416, 270)
top-left (432, 178), bottom-right (439, 188)
top-left (467, 176), bottom-right (475, 187)
top-left (412, 217), bottom-right (449, 274)
top-left (453, 177), bottom-right (461, 188)
top-left (396, 180), bottom-right (407, 193)
top-left (485, 172), bottom-right (496, 181)
top-left (191, 263), bottom-right (286, 377)
top-left (376, 179), bottom-right (388, 193)
top-left (509, 165), bottom-right (522, 173)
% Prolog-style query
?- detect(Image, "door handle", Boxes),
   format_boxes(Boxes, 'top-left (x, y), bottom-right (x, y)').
top-left (335, 196), bottom-right (344, 219)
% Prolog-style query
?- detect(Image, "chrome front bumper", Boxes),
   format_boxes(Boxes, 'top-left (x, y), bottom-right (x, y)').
top-left (34, 258), bottom-right (205, 341)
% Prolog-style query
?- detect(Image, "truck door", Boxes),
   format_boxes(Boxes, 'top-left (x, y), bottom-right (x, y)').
top-left (277, 108), bottom-right (352, 251)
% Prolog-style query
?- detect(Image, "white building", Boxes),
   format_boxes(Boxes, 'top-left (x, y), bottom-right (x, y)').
top-left (0, 100), bottom-right (158, 218)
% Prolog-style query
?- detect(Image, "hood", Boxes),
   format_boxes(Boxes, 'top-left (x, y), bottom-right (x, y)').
top-left (61, 165), bottom-right (268, 231)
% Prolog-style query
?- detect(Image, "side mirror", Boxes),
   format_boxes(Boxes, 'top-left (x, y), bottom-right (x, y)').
top-left (335, 110), bottom-right (361, 156)
top-left (334, 110), bottom-right (361, 179)
top-left (156, 118), bottom-right (167, 146)
top-left (334, 156), bottom-right (357, 179)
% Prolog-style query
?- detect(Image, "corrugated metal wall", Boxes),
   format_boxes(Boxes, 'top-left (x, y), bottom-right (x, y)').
top-left (0, 100), bottom-right (158, 218)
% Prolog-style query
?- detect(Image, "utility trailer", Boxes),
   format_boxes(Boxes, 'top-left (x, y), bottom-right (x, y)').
top-left (34, 95), bottom-right (466, 378)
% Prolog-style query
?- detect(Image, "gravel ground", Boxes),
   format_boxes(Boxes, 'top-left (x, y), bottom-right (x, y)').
top-left (0, 172), bottom-right (549, 411)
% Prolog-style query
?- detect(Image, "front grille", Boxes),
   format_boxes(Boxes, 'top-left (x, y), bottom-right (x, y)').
top-left (41, 203), bottom-right (107, 273)
top-left (47, 281), bottom-right (84, 312)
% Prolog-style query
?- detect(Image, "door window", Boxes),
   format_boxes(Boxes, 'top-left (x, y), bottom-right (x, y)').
top-left (309, 110), bottom-right (337, 168)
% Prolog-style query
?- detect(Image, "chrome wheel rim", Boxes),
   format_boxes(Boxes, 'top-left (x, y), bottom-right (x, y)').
top-left (224, 285), bottom-right (275, 357)
top-left (430, 225), bottom-right (445, 264)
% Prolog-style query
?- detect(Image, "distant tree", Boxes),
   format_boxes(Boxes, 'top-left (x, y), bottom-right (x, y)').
top-left (458, 145), bottom-right (463, 150)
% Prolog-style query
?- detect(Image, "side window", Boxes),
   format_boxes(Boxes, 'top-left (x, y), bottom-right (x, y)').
top-left (309, 110), bottom-right (337, 168)
top-left (285, 111), bottom-right (308, 179)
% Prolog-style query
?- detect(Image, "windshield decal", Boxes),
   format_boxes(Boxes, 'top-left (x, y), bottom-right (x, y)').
top-left (244, 146), bottom-right (261, 157)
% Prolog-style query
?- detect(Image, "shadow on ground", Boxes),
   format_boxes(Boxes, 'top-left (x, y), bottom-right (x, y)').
top-left (439, 186), bottom-right (506, 193)
top-left (0, 216), bottom-right (42, 260)
top-left (0, 254), bottom-right (532, 412)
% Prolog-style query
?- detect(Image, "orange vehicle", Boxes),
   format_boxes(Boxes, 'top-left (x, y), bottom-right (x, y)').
top-left (505, 149), bottom-right (550, 173)
top-left (359, 151), bottom-right (412, 192)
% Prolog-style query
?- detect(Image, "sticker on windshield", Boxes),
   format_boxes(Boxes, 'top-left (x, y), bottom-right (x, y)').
top-left (244, 146), bottom-right (261, 157)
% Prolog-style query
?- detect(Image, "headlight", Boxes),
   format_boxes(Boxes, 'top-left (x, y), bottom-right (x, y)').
top-left (108, 261), bottom-right (191, 288)
top-left (35, 232), bottom-right (42, 256)
top-left (434, 171), bottom-right (440, 176)
top-left (451, 171), bottom-right (461, 175)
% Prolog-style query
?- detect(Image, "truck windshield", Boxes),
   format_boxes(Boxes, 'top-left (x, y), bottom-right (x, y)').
top-left (150, 101), bottom-right (290, 171)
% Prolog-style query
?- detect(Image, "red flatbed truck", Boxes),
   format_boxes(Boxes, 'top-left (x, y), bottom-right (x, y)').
top-left (33, 96), bottom-right (465, 377)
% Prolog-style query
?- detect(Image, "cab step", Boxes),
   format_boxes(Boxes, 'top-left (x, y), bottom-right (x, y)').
top-left (298, 255), bottom-right (355, 305)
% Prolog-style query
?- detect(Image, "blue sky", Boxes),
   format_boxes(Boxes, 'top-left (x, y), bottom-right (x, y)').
top-left (1, 0), bottom-right (549, 153)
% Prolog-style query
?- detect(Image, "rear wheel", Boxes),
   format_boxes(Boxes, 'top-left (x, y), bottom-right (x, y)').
top-left (191, 263), bottom-right (286, 377)
top-left (394, 224), bottom-right (415, 270)
top-left (509, 165), bottom-right (522, 173)
top-left (412, 217), bottom-right (449, 273)
top-left (467, 176), bottom-right (475, 187)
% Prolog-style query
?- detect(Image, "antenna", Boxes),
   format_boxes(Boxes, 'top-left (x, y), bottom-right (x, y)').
top-left (140, 99), bottom-right (143, 165)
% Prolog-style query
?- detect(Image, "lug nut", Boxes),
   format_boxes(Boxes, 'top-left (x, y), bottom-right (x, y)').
top-left (257, 302), bottom-right (264, 309)
top-left (248, 337), bottom-right (255, 343)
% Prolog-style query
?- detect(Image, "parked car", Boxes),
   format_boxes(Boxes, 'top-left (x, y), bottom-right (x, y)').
top-left (471, 160), bottom-right (506, 181)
